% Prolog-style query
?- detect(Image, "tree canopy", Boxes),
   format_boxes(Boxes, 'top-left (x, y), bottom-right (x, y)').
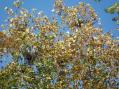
top-left (0, 0), bottom-right (119, 89)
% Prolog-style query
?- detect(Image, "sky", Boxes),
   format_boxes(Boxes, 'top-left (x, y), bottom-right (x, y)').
top-left (0, 0), bottom-right (119, 68)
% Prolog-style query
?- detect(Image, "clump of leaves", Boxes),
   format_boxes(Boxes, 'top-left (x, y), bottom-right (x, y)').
top-left (105, 2), bottom-right (119, 24)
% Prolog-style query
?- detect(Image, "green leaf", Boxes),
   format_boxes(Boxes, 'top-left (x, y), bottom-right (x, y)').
top-left (105, 2), bottom-right (119, 14)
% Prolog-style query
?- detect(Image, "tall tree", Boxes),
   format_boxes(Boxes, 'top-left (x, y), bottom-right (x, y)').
top-left (0, 0), bottom-right (119, 89)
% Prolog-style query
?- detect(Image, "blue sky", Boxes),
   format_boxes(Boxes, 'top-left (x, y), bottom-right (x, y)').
top-left (0, 0), bottom-right (119, 68)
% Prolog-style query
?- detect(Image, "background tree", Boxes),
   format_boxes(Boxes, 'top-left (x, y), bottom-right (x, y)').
top-left (0, 0), bottom-right (119, 89)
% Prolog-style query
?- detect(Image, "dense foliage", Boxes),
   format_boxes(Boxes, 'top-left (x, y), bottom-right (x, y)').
top-left (0, 0), bottom-right (119, 89)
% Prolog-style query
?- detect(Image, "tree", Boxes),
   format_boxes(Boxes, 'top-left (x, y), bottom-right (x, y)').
top-left (0, 0), bottom-right (119, 89)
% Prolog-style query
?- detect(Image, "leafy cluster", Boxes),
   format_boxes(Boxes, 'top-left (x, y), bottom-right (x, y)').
top-left (105, 1), bottom-right (119, 24)
top-left (0, 0), bottom-right (119, 89)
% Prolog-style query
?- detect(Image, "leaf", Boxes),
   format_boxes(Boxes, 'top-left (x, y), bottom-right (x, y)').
top-left (33, 42), bottom-right (39, 46)
top-left (105, 2), bottom-right (119, 14)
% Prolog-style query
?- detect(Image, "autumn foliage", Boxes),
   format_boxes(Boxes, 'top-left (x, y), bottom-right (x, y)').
top-left (0, 0), bottom-right (119, 89)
